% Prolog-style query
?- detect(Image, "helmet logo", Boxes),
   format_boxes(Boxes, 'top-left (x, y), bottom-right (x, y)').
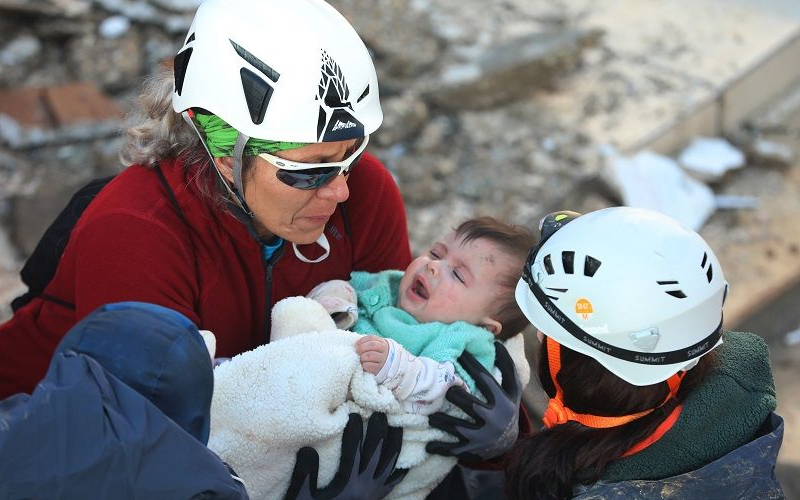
top-left (331, 119), bottom-right (356, 131)
top-left (575, 298), bottom-right (593, 320)
top-left (316, 50), bottom-right (365, 141)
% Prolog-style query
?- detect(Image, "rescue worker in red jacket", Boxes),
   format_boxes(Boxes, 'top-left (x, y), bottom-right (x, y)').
top-left (0, 0), bottom-right (528, 498)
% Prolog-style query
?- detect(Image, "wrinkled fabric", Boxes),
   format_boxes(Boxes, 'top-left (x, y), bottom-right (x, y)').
top-left (53, 301), bottom-right (214, 444)
top-left (0, 352), bottom-right (248, 500)
top-left (573, 412), bottom-right (785, 500)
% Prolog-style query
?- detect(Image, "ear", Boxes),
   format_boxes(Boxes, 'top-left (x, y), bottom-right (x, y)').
top-left (213, 156), bottom-right (235, 184)
top-left (480, 317), bottom-right (502, 336)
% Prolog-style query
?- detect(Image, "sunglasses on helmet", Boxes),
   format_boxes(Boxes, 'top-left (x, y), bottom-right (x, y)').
top-left (258, 136), bottom-right (369, 190)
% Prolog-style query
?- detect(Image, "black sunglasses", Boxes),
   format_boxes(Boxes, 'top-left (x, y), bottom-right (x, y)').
top-left (261, 136), bottom-right (369, 190)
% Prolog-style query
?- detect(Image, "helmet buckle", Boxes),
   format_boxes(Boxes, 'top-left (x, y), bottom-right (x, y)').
top-left (629, 328), bottom-right (660, 351)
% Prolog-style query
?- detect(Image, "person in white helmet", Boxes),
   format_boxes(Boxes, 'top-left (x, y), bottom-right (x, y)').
top-left (0, 0), bottom-right (529, 497)
top-left (506, 207), bottom-right (784, 500)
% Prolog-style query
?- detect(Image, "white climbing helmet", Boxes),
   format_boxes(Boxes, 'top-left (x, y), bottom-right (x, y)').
top-left (171, 0), bottom-right (382, 143)
top-left (515, 207), bottom-right (728, 386)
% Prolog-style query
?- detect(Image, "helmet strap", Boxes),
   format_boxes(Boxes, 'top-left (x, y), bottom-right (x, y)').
top-left (182, 112), bottom-right (330, 263)
top-left (292, 234), bottom-right (331, 263)
top-left (183, 111), bottom-right (254, 219)
top-left (542, 337), bottom-right (684, 429)
top-left (232, 132), bottom-right (255, 219)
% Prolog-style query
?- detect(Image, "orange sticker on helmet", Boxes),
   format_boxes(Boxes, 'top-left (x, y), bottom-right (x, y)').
top-left (575, 298), bottom-right (593, 320)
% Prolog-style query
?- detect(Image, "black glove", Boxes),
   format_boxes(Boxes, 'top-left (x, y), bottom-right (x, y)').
top-left (284, 412), bottom-right (408, 500)
top-left (426, 341), bottom-right (522, 461)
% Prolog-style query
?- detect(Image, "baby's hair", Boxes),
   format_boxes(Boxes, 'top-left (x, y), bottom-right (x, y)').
top-left (454, 217), bottom-right (537, 339)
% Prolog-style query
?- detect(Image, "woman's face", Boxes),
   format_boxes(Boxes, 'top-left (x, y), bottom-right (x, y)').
top-left (216, 139), bottom-right (358, 244)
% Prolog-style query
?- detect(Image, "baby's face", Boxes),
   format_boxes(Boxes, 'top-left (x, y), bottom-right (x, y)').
top-left (398, 232), bottom-right (507, 328)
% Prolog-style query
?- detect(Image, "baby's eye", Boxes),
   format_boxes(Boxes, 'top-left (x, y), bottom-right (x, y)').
top-left (429, 250), bottom-right (441, 259)
top-left (453, 269), bottom-right (466, 284)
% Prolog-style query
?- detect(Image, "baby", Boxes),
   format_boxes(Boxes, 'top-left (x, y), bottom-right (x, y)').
top-left (308, 217), bottom-right (536, 415)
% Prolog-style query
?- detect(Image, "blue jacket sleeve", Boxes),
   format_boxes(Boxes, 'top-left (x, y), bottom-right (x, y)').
top-left (0, 352), bottom-right (249, 500)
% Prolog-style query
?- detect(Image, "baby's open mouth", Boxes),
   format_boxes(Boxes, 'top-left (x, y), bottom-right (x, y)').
top-left (412, 277), bottom-right (429, 299)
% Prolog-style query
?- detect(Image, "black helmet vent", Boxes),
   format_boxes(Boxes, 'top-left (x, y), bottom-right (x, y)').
top-left (658, 280), bottom-right (687, 299)
top-left (357, 85), bottom-right (370, 103)
top-left (584, 256), bottom-right (601, 277)
top-left (545, 287), bottom-right (567, 301)
top-left (700, 252), bottom-right (713, 283)
top-left (240, 68), bottom-right (273, 125)
top-left (173, 48), bottom-right (192, 96)
top-left (543, 254), bottom-right (554, 275)
top-left (562, 251), bottom-right (575, 274)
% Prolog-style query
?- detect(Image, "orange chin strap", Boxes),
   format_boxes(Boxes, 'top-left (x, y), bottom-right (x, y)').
top-left (542, 337), bottom-right (684, 455)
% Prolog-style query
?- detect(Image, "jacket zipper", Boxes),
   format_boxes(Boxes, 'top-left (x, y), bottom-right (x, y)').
top-left (262, 243), bottom-right (284, 345)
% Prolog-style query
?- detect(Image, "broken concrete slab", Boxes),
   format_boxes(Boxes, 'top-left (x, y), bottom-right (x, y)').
top-left (423, 28), bottom-right (604, 110)
top-left (533, 0), bottom-right (800, 155)
top-left (606, 148), bottom-right (716, 231)
top-left (0, 0), bottom-right (90, 17)
top-left (678, 137), bottom-right (746, 182)
top-left (0, 82), bottom-right (122, 149)
top-left (748, 138), bottom-right (796, 167)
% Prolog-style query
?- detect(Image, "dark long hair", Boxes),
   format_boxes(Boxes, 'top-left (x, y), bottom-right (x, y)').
top-left (505, 340), bottom-right (718, 500)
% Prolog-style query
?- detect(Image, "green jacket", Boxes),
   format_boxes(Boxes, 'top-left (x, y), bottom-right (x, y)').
top-left (601, 331), bottom-right (777, 482)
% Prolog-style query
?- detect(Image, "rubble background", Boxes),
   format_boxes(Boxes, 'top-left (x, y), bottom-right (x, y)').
top-left (0, 0), bottom-right (799, 496)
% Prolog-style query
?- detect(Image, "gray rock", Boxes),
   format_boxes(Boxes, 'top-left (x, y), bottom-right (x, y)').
top-left (0, 115), bottom-right (123, 150)
top-left (67, 28), bottom-right (143, 91)
top-left (0, 0), bottom-right (90, 17)
top-left (424, 28), bottom-right (604, 110)
top-left (148, 0), bottom-right (201, 13)
top-left (7, 140), bottom-right (122, 255)
top-left (99, 15), bottom-right (131, 39)
top-left (413, 116), bottom-right (457, 154)
top-left (92, 0), bottom-right (193, 33)
top-left (394, 153), bottom-right (455, 205)
top-left (0, 35), bottom-right (42, 66)
top-left (373, 92), bottom-right (430, 148)
top-left (330, 0), bottom-right (444, 79)
top-left (748, 138), bottom-right (796, 167)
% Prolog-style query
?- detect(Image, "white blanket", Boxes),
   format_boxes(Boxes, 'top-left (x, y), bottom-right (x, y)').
top-left (208, 296), bottom-right (530, 500)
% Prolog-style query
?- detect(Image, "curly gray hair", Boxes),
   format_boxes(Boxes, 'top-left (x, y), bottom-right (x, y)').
top-left (118, 70), bottom-right (252, 207)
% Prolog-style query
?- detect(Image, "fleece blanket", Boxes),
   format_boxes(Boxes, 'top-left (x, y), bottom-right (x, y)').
top-left (208, 296), bottom-right (530, 500)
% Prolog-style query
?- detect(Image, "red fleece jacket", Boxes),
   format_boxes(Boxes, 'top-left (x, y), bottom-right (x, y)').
top-left (0, 152), bottom-right (412, 398)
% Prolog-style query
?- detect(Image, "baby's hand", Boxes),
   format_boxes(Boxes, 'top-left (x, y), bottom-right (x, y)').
top-left (356, 335), bottom-right (389, 375)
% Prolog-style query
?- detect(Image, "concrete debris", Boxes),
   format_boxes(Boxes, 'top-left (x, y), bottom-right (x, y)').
top-left (92, 0), bottom-right (193, 33)
top-left (99, 15), bottom-right (131, 39)
top-left (0, 83), bottom-right (122, 149)
top-left (749, 83), bottom-right (800, 134)
top-left (424, 28), bottom-right (604, 110)
top-left (336, 0), bottom-right (443, 81)
top-left (607, 148), bottom-right (716, 231)
top-left (373, 92), bottom-right (430, 148)
top-left (678, 137), bottom-right (746, 182)
top-left (0, 35), bottom-right (42, 66)
top-left (147, 0), bottom-right (202, 13)
top-left (748, 138), bottom-right (796, 167)
top-left (715, 194), bottom-right (759, 210)
top-left (786, 326), bottom-right (800, 346)
top-left (0, 0), bottom-right (90, 17)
